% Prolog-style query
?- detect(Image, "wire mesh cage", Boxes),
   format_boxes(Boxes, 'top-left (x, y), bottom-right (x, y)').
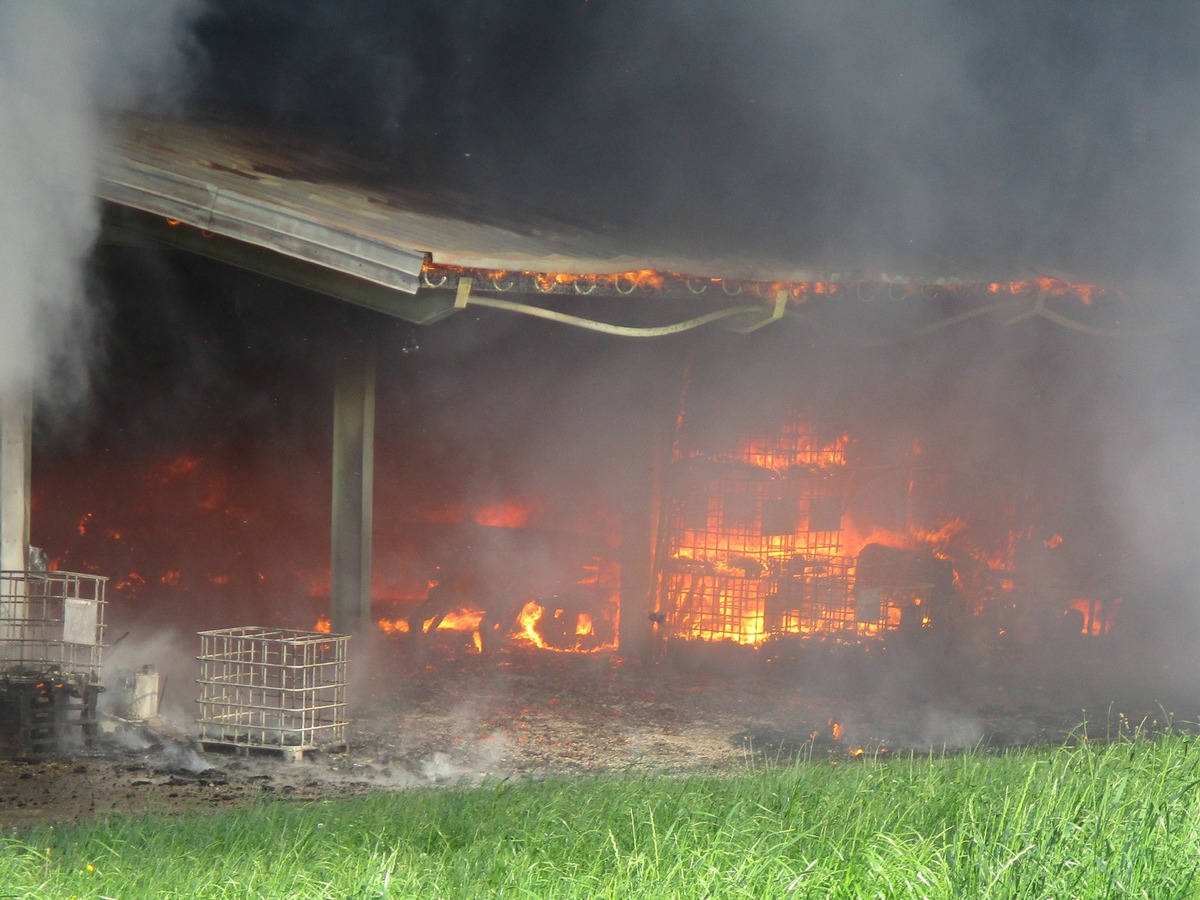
top-left (664, 569), bottom-right (771, 643)
top-left (660, 414), bottom-right (858, 644)
top-left (0, 570), bottom-right (107, 679)
top-left (196, 627), bottom-right (349, 758)
top-left (0, 570), bottom-right (107, 752)
top-left (764, 556), bottom-right (862, 636)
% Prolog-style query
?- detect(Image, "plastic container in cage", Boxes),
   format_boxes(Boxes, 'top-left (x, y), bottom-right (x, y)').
top-left (0, 570), bottom-right (108, 752)
top-left (196, 626), bottom-right (349, 760)
top-left (0, 570), bottom-right (107, 679)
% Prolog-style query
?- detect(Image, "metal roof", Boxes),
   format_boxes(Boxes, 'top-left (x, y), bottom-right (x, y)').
top-left (96, 118), bottom-right (1004, 287)
top-left (97, 117), bottom-right (1136, 337)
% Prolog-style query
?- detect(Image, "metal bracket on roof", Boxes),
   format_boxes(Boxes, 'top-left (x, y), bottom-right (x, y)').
top-left (773, 288), bottom-right (789, 320)
top-left (721, 288), bottom-right (791, 333)
top-left (455, 277), bottom-right (473, 309)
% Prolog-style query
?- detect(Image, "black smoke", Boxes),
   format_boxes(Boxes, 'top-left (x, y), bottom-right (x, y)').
top-left (191, 1), bottom-right (1200, 284)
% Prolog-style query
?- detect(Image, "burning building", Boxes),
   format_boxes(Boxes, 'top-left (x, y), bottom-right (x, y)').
top-left (7, 117), bottom-right (1179, 679)
top-left (5, 3), bottom-right (1200, 754)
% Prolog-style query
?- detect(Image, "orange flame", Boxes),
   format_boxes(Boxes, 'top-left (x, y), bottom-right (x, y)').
top-left (517, 601), bottom-right (546, 648)
top-left (985, 277), bottom-right (1097, 305)
top-left (157, 453), bottom-right (202, 481)
top-left (473, 502), bottom-right (531, 528)
top-left (376, 617), bottom-right (410, 635)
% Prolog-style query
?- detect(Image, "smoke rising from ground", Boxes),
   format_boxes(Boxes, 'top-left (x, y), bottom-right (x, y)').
top-left (0, 0), bottom-right (203, 409)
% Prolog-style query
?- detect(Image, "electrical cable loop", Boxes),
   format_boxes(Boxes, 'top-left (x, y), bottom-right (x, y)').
top-left (466, 295), bottom-right (773, 338)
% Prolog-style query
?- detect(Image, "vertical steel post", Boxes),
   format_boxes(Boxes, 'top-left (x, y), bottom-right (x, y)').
top-left (330, 351), bottom-right (375, 634)
top-left (0, 385), bottom-right (31, 572)
top-left (618, 416), bottom-right (663, 660)
top-left (618, 348), bottom-right (681, 661)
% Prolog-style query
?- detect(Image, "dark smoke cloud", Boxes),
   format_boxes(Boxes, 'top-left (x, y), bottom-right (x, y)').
top-left (193, 1), bottom-right (1200, 283)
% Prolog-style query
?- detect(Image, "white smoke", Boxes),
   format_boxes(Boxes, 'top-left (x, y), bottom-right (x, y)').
top-left (0, 0), bottom-right (204, 403)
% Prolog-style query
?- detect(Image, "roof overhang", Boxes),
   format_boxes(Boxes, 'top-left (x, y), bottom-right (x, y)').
top-left (96, 118), bottom-right (1142, 339)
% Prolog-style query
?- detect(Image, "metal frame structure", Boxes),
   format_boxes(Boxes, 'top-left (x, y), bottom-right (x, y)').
top-left (196, 626), bottom-right (350, 760)
top-left (0, 569), bottom-right (108, 751)
top-left (0, 570), bottom-right (107, 676)
top-left (658, 417), bottom-right (899, 644)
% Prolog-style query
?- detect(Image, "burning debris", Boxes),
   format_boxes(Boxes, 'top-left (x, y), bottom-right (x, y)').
top-left (659, 418), bottom-right (854, 644)
top-left (652, 396), bottom-right (1121, 657)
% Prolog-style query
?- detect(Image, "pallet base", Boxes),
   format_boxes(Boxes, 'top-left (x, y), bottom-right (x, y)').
top-left (197, 740), bottom-right (349, 763)
top-left (0, 676), bottom-right (100, 755)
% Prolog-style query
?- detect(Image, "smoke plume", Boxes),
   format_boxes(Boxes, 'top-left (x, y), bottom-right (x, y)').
top-left (193, 1), bottom-right (1200, 284)
top-left (25, 1), bottom-right (1200, 720)
top-left (0, 0), bottom-right (204, 406)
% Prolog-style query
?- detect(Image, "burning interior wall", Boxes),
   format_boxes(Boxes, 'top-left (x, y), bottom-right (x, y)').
top-left (642, 303), bottom-right (1144, 660)
top-left (654, 402), bottom-right (1102, 650)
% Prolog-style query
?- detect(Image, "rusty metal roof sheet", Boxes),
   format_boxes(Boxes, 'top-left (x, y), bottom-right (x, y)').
top-left (99, 117), bottom-right (1013, 292)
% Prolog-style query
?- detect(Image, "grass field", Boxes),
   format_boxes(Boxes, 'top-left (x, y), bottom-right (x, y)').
top-left (3, 726), bottom-right (1200, 898)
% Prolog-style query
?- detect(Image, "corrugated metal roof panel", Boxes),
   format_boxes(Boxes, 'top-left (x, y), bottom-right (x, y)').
top-left (98, 119), bottom-right (426, 294)
top-left (95, 118), bottom-right (871, 287)
top-left (97, 117), bottom-right (1066, 289)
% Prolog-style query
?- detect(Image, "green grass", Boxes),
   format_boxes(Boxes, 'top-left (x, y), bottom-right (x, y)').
top-left (4, 729), bottom-right (1200, 898)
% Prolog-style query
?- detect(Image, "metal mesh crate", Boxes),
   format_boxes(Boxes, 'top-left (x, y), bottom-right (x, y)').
top-left (0, 570), bottom-right (107, 679)
top-left (765, 556), bottom-right (863, 636)
top-left (659, 413), bottom-right (852, 645)
top-left (196, 627), bottom-right (349, 758)
top-left (664, 569), bottom-right (770, 643)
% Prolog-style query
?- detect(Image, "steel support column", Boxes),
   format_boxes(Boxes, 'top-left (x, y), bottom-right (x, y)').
top-left (618, 422), bottom-right (662, 660)
top-left (0, 386), bottom-right (32, 573)
top-left (330, 352), bottom-right (376, 634)
top-left (617, 351), bottom-right (678, 661)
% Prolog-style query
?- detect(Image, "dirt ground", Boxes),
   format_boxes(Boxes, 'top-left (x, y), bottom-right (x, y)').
top-left (1, 634), bottom-right (1192, 832)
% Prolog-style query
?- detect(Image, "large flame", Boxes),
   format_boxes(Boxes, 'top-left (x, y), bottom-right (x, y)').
top-left (660, 412), bottom-right (1107, 647)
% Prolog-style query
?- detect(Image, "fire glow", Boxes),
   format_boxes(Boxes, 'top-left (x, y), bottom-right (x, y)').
top-left (423, 261), bottom-right (1110, 308)
top-left (38, 401), bottom-right (1110, 657)
top-left (657, 413), bottom-right (1108, 648)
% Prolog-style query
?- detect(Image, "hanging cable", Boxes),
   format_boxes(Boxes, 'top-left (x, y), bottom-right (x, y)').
top-left (462, 294), bottom-right (777, 337)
